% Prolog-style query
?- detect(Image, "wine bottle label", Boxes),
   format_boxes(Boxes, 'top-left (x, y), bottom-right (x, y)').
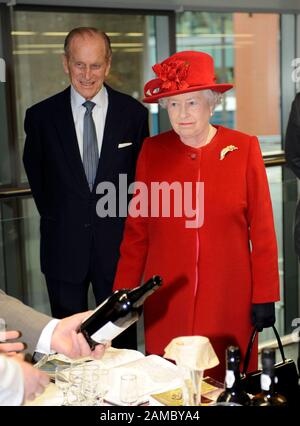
top-left (225, 370), bottom-right (235, 388)
top-left (261, 373), bottom-right (271, 391)
top-left (91, 321), bottom-right (127, 343)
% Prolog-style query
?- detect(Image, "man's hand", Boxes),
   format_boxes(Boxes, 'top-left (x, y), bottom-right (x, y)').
top-left (0, 330), bottom-right (25, 354)
top-left (51, 311), bottom-right (106, 359)
top-left (14, 356), bottom-right (49, 402)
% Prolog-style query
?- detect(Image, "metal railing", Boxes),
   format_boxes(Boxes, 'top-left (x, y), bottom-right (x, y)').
top-left (0, 154), bottom-right (287, 198)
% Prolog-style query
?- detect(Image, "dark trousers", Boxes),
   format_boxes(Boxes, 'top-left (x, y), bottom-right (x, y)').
top-left (45, 242), bottom-right (137, 350)
top-left (45, 269), bottom-right (110, 318)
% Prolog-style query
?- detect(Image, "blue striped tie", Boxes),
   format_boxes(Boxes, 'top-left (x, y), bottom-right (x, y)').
top-left (82, 100), bottom-right (99, 191)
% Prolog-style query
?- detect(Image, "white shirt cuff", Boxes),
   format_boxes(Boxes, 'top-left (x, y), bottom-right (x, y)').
top-left (35, 319), bottom-right (60, 354)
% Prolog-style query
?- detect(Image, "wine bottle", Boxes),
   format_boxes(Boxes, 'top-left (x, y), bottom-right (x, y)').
top-left (217, 346), bottom-right (251, 406)
top-left (78, 275), bottom-right (162, 349)
top-left (251, 348), bottom-right (287, 406)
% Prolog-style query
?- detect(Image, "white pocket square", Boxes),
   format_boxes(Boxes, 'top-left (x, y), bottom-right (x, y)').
top-left (118, 142), bottom-right (132, 148)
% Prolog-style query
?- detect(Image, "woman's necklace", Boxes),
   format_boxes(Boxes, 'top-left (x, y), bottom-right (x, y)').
top-left (181, 124), bottom-right (216, 148)
top-left (204, 124), bottom-right (215, 146)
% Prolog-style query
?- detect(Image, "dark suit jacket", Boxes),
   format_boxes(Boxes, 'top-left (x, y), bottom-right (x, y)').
top-left (285, 92), bottom-right (300, 178)
top-left (285, 92), bottom-right (300, 257)
top-left (23, 85), bottom-right (149, 293)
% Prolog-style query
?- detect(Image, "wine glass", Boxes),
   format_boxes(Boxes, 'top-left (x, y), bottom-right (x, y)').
top-left (120, 374), bottom-right (138, 406)
top-left (82, 364), bottom-right (100, 406)
top-left (180, 366), bottom-right (203, 406)
top-left (96, 368), bottom-right (110, 405)
top-left (68, 365), bottom-right (85, 405)
top-left (55, 365), bottom-right (70, 406)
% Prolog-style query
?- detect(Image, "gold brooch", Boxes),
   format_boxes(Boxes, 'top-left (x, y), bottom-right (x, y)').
top-left (220, 145), bottom-right (238, 160)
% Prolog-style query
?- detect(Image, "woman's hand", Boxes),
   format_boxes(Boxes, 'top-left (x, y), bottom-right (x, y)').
top-left (251, 302), bottom-right (275, 331)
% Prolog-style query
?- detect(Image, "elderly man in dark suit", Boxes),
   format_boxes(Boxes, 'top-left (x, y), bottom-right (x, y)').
top-left (23, 28), bottom-right (149, 326)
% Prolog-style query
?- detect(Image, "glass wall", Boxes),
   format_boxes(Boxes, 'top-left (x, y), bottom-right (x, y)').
top-left (0, 6), bottom-right (13, 188)
top-left (11, 10), bottom-right (157, 183)
top-left (0, 195), bottom-right (50, 313)
top-left (176, 10), bottom-right (300, 342)
top-left (0, 6), bottom-right (167, 315)
top-left (0, 5), bottom-right (299, 350)
top-left (263, 166), bottom-right (284, 341)
top-left (176, 12), bottom-right (282, 154)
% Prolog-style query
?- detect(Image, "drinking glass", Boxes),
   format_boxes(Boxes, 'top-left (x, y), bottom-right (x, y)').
top-left (68, 365), bottom-right (85, 405)
top-left (120, 374), bottom-right (138, 406)
top-left (96, 368), bottom-right (110, 405)
top-left (55, 365), bottom-right (70, 406)
top-left (82, 364), bottom-right (100, 406)
top-left (180, 366), bottom-right (203, 406)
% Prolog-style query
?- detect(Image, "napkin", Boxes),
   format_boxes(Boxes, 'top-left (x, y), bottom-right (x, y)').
top-left (164, 336), bottom-right (219, 371)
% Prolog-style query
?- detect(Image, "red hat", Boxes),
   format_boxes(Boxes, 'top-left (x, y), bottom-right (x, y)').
top-left (143, 50), bottom-right (233, 103)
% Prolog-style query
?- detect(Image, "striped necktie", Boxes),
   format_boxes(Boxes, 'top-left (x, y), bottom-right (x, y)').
top-left (82, 100), bottom-right (99, 191)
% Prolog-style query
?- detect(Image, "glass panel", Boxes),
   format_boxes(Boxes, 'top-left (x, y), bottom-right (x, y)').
top-left (1, 167), bottom-right (298, 341)
top-left (0, 83), bottom-right (11, 186)
top-left (0, 6), bottom-right (11, 187)
top-left (0, 196), bottom-right (50, 313)
top-left (11, 10), bottom-right (157, 183)
top-left (176, 12), bottom-right (282, 154)
top-left (0, 201), bottom-right (5, 290)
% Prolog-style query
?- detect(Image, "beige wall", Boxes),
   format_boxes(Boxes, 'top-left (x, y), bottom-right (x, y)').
top-left (233, 13), bottom-right (280, 137)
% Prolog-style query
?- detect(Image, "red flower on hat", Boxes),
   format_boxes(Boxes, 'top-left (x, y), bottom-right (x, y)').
top-left (153, 60), bottom-right (190, 92)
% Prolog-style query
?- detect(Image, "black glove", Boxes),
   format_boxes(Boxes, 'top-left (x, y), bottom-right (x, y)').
top-left (251, 302), bottom-right (275, 332)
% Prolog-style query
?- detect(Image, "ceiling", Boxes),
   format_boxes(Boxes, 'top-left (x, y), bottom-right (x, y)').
top-left (1, 0), bottom-right (300, 13)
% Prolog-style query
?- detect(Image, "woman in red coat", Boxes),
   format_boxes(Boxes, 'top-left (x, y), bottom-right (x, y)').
top-left (113, 51), bottom-right (280, 380)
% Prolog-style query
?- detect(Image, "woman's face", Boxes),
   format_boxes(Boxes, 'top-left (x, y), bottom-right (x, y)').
top-left (166, 91), bottom-right (212, 142)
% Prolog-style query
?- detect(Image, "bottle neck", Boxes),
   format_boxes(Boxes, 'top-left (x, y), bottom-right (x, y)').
top-left (224, 366), bottom-right (242, 391)
top-left (128, 276), bottom-right (162, 307)
top-left (260, 372), bottom-right (277, 394)
top-left (261, 353), bottom-right (277, 394)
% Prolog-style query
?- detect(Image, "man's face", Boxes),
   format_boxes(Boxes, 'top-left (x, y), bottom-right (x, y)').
top-left (63, 34), bottom-right (111, 100)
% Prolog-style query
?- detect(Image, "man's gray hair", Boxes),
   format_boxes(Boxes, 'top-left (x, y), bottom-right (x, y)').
top-left (64, 27), bottom-right (112, 61)
top-left (159, 90), bottom-right (222, 111)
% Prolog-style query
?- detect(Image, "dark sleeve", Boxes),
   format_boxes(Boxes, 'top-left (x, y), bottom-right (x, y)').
top-left (294, 199), bottom-right (300, 258)
top-left (23, 108), bottom-right (45, 216)
top-left (133, 106), bottom-right (149, 160)
top-left (285, 93), bottom-right (300, 179)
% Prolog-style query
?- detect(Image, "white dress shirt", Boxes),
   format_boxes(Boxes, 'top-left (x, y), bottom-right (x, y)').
top-left (35, 319), bottom-right (60, 355)
top-left (70, 85), bottom-right (108, 159)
